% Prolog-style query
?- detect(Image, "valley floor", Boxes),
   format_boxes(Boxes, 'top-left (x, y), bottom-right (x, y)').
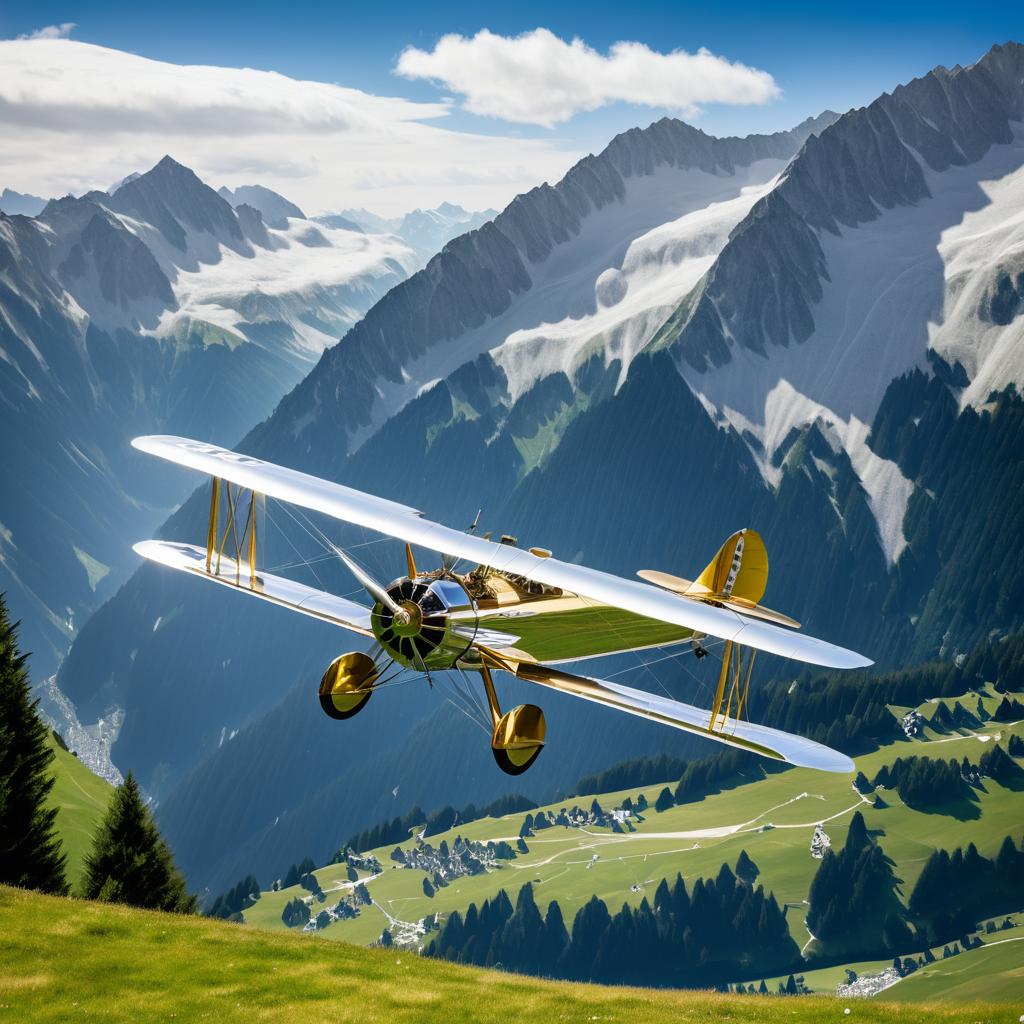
top-left (245, 689), bottom-right (1024, 962)
top-left (0, 885), bottom-right (1015, 1024)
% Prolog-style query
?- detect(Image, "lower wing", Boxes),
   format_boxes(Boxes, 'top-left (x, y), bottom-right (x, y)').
top-left (134, 540), bottom-right (374, 636)
top-left (481, 648), bottom-right (854, 773)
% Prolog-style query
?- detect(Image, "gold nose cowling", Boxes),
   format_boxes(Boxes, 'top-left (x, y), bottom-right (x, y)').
top-left (491, 703), bottom-right (546, 775)
top-left (319, 652), bottom-right (378, 720)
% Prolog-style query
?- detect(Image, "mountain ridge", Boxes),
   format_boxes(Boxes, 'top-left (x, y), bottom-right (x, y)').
top-left (257, 111), bottom-right (838, 466)
top-left (0, 156), bottom-right (414, 675)
top-left (50, 44), bottom-right (1024, 896)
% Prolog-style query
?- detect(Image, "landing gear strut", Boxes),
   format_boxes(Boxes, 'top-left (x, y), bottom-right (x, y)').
top-left (479, 663), bottom-right (546, 775)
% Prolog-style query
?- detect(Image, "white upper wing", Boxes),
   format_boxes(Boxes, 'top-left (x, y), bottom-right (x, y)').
top-left (132, 435), bottom-right (872, 670)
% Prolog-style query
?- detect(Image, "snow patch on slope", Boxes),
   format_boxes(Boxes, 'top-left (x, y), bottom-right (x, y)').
top-left (155, 218), bottom-right (413, 359)
top-left (930, 126), bottom-right (1024, 407)
top-left (494, 165), bottom-right (785, 405)
top-left (347, 158), bottom-right (788, 450)
top-left (680, 125), bottom-right (1024, 565)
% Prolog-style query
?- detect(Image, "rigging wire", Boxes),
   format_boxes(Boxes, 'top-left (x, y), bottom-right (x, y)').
top-left (453, 666), bottom-right (493, 730)
top-left (443, 695), bottom-right (492, 735)
top-left (572, 594), bottom-right (681, 703)
top-left (264, 502), bottom-right (328, 592)
top-left (260, 489), bottom-right (750, 727)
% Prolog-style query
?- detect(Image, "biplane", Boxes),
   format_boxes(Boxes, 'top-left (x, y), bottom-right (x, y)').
top-left (132, 435), bottom-right (870, 777)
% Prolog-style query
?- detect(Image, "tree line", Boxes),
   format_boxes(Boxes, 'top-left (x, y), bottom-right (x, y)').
top-left (909, 835), bottom-right (1024, 945)
top-left (0, 595), bottom-right (193, 912)
top-left (805, 807), bottom-right (1024, 960)
top-left (207, 873), bottom-right (261, 920)
top-left (750, 629), bottom-right (1024, 757)
top-left (338, 792), bottom-right (538, 856)
top-left (425, 852), bottom-right (799, 987)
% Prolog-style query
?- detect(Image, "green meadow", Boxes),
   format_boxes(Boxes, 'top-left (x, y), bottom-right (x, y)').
top-left (245, 685), bottom-right (1024, 973)
top-left (44, 733), bottom-right (113, 890)
top-left (0, 885), bottom-right (1015, 1024)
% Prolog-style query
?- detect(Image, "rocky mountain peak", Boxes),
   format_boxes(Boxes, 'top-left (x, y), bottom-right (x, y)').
top-left (108, 155), bottom-right (248, 253)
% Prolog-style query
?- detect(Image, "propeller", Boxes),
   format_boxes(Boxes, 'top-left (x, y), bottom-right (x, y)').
top-left (332, 544), bottom-right (412, 626)
top-left (332, 544), bottom-right (429, 673)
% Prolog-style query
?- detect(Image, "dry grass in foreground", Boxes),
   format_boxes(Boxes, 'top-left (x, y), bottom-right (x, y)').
top-left (0, 886), bottom-right (1018, 1024)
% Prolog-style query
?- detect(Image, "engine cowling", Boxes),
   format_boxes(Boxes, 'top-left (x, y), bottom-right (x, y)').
top-left (372, 577), bottom-right (474, 670)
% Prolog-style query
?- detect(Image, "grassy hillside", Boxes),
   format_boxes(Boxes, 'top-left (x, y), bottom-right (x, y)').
top-left (44, 733), bottom-right (113, 888)
top-left (238, 682), bottom-right (1023, 996)
top-left (888, 931), bottom-right (1024, 1003)
top-left (757, 917), bottom-right (1024, 1001)
top-left (0, 885), bottom-right (1012, 1024)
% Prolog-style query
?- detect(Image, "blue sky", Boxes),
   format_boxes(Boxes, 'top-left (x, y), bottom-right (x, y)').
top-left (1, 2), bottom-right (1021, 213)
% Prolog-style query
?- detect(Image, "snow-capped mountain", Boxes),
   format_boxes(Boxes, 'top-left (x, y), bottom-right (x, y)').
top-left (318, 202), bottom-right (499, 269)
top-left (659, 42), bottom-right (1024, 567)
top-left (275, 112), bottom-right (836, 460)
top-left (55, 43), bottom-right (1024, 895)
top-left (0, 156), bottom-right (413, 675)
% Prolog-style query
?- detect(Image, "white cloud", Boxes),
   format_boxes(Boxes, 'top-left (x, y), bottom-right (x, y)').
top-left (19, 23), bottom-right (76, 40)
top-left (396, 28), bottom-right (780, 127)
top-left (0, 39), bottom-right (578, 216)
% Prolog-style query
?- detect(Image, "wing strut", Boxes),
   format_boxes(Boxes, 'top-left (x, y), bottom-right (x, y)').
top-left (708, 641), bottom-right (757, 733)
top-left (206, 476), bottom-right (261, 589)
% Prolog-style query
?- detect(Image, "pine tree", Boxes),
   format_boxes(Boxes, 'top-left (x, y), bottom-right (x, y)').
top-left (654, 787), bottom-right (674, 813)
top-left (541, 900), bottom-right (569, 972)
top-left (735, 849), bottom-right (760, 884)
top-left (0, 597), bottom-right (68, 894)
top-left (81, 772), bottom-right (195, 912)
top-left (853, 771), bottom-right (874, 794)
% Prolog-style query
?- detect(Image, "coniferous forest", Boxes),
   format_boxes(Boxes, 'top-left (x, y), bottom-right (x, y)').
top-left (425, 853), bottom-right (798, 987)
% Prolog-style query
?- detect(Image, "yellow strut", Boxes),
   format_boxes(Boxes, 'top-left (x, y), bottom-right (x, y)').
top-left (205, 478), bottom-right (221, 572)
top-left (708, 640), bottom-right (732, 732)
top-left (479, 663), bottom-right (503, 730)
top-left (709, 642), bottom-right (757, 735)
top-left (248, 491), bottom-right (258, 589)
top-left (208, 478), bottom-right (260, 588)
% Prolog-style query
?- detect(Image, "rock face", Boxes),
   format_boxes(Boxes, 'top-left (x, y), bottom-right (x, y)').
top-left (667, 42), bottom-right (1024, 373)
top-left (54, 45), bottom-right (1024, 897)
top-left (0, 157), bottom-right (414, 676)
top-left (0, 187), bottom-right (48, 217)
top-left (218, 184), bottom-right (305, 230)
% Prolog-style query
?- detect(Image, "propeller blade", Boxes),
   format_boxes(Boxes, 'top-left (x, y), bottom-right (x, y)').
top-left (410, 642), bottom-right (429, 677)
top-left (332, 545), bottom-right (402, 615)
top-left (405, 543), bottom-right (418, 580)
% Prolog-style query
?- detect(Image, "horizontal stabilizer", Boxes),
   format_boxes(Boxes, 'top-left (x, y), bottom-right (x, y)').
top-left (637, 569), bottom-right (800, 628)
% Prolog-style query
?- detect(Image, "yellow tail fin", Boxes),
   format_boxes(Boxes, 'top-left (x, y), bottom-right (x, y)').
top-left (693, 529), bottom-right (768, 604)
top-left (637, 529), bottom-right (799, 628)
